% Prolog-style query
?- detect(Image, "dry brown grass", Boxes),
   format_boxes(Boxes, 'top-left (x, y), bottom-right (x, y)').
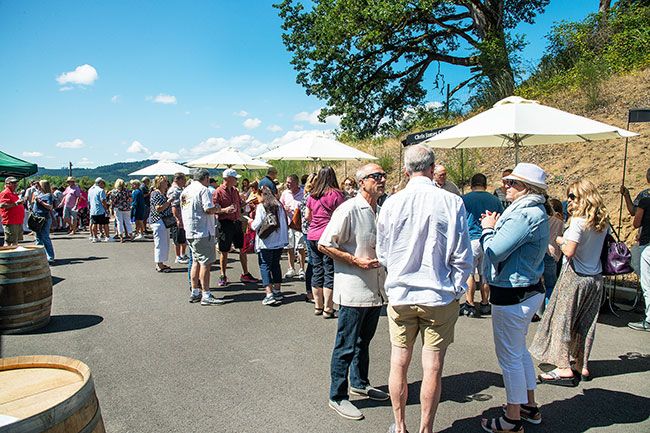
top-left (342, 67), bottom-right (650, 243)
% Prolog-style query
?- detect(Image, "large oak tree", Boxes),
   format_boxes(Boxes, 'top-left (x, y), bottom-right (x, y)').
top-left (275, 0), bottom-right (549, 137)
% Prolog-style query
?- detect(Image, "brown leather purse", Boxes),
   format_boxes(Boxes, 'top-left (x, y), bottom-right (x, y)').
top-left (288, 208), bottom-right (302, 231)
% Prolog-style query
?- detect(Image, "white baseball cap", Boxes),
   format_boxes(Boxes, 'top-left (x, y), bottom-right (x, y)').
top-left (223, 168), bottom-right (240, 179)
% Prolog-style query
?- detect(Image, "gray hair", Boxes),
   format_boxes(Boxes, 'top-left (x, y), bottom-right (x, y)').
top-left (355, 163), bottom-right (382, 183)
top-left (193, 168), bottom-right (210, 182)
top-left (404, 145), bottom-right (435, 175)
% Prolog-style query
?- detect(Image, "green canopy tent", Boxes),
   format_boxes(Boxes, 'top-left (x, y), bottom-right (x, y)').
top-left (0, 150), bottom-right (38, 181)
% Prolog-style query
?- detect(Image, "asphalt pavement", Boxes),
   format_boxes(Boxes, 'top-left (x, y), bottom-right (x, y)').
top-left (2, 232), bottom-right (650, 432)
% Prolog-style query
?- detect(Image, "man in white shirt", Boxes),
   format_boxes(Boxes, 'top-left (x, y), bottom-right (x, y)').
top-left (377, 145), bottom-right (472, 433)
top-left (433, 164), bottom-right (461, 196)
top-left (319, 163), bottom-right (389, 421)
top-left (181, 169), bottom-right (226, 306)
top-left (280, 174), bottom-right (306, 279)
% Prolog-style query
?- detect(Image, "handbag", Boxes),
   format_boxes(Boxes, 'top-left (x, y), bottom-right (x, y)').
top-left (161, 214), bottom-right (177, 229)
top-left (600, 230), bottom-right (633, 276)
top-left (241, 227), bottom-right (256, 253)
top-left (28, 212), bottom-right (46, 232)
top-left (257, 207), bottom-right (279, 239)
top-left (288, 208), bottom-right (302, 231)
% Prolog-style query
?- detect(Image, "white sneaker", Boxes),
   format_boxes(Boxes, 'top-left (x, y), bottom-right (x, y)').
top-left (298, 269), bottom-right (305, 279)
top-left (134, 234), bottom-right (144, 240)
top-left (175, 256), bottom-right (189, 264)
top-left (101, 237), bottom-right (109, 242)
top-left (284, 268), bottom-right (296, 278)
top-left (91, 237), bottom-right (99, 243)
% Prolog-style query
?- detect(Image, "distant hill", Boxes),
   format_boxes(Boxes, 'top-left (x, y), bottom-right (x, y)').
top-left (37, 160), bottom-right (158, 182)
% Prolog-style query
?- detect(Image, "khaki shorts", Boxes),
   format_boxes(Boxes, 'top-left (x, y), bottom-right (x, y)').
top-left (388, 301), bottom-right (459, 351)
top-left (471, 239), bottom-right (484, 281)
top-left (287, 228), bottom-right (305, 250)
top-left (188, 236), bottom-right (216, 265)
top-left (3, 224), bottom-right (24, 244)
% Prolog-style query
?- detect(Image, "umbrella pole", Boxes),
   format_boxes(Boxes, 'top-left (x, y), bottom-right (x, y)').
top-left (460, 149), bottom-right (465, 194)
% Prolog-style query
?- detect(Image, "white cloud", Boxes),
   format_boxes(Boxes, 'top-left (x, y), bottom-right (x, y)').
top-left (267, 124), bottom-right (283, 132)
top-left (425, 101), bottom-right (444, 109)
top-left (293, 108), bottom-right (341, 127)
top-left (56, 64), bottom-right (98, 86)
top-left (180, 134), bottom-right (267, 158)
top-left (293, 124), bottom-right (304, 131)
top-left (150, 151), bottom-right (180, 160)
top-left (243, 118), bottom-right (262, 129)
top-left (148, 94), bottom-right (177, 105)
top-left (127, 141), bottom-right (149, 154)
top-left (22, 151), bottom-right (43, 157)
top-left (111, 95), bottom-right (121, 103)
top-left (59, 86), bottom-right (74, 92)
top-left (56, 138), bottom-right (85, 149)
top-left (234, 110), bottom-right (249, 117)
top-left (76, 157), bottom-right (94, 167)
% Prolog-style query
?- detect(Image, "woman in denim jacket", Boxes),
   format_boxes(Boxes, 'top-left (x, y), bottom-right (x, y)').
top-left (479, 163), bottom-right (550, 433)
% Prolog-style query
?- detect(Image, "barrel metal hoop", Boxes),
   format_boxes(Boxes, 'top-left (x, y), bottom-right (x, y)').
top-left (0, 316), bottom-right (50, 335)
top-left (0, 295), bottom-right (53, 311)
top-left (0, 273), bottom-right (51, 285)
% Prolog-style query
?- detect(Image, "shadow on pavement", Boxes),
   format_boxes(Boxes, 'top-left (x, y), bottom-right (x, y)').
top-left (52, 276), bottom-right (65, 286)
top-left (21, 314), bottom-right (104, 334)
top-left (439, 388), bottom-right (650, 433)
top-left (402, 371), bottom-right (503, 406)
top-left (52, 256), bottom-right (107, 266)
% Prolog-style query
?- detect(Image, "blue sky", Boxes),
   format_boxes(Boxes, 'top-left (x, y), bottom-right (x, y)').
top-left (0, 0), bottom-right (598, 169)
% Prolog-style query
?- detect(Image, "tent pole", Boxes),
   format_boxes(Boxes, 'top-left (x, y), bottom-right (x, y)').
top-left (617, 116), bottom-right (631, 235)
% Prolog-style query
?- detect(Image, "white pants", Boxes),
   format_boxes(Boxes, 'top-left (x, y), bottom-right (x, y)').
top-left (114, 210), bottom-right (133, 236)
top-left (492, 293), bottom-right (544, 404)
top-left (151, 222), bottom-right (170, 263)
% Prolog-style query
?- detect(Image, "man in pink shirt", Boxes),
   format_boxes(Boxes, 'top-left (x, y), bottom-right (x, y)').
top-left (0, 177), bottom-right (26, 246)
top-left (280, 174), bottom-right (306, 278)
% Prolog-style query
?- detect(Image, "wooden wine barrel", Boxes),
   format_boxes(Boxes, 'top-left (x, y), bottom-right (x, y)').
top-left (0, 246), bottom-right (53, 334)
top-left (0, 356), bottom-right (105, 433)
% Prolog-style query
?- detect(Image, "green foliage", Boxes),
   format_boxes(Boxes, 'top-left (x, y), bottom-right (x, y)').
top-left (274, 0), bottom-right (549, 138)
top-left (444, 149), bottom-right (480, 189)
top-left (518, 2), bottom-right (650, 101)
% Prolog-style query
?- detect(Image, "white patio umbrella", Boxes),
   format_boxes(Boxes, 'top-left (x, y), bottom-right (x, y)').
top-left (129, 160), bottom-right (191, 176)
top-left (423, 96), bottom-right (638, 162)
top-left (185, 147), bottom-right (271, 170)
top-left (258, 134), bottom-right (377, 161)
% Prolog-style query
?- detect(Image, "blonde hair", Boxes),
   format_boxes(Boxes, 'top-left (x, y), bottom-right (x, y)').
top-left (39, 179), bottom-right (51, 194)
top-left (130, 179), bottom-right (141, 187)
top-left (568, 179), bottom-right (608, 232)
top-left (114, 178), bottom-right (125, 190)
top-left (153, 175), bottom-right (169, 191)
top-left (304, 173), bottom-right (317, 193)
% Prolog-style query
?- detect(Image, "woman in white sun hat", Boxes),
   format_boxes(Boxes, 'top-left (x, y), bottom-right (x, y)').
top-left (479, 162), bottom-right (550, 433)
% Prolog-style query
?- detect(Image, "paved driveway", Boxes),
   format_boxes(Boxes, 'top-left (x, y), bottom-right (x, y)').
top-left (3, 232), bottom-right (649, 432)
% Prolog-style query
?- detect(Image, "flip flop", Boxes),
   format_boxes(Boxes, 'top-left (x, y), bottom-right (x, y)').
top-left (537, 370), bottom-right (579, 387)
top-left (156, 266), bottom-right (171, 273)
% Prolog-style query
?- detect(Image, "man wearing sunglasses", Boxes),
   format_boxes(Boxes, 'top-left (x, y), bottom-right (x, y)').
top-left (0, 177), bottom-right (26, 246)
top-left (319, 163), bottom-right (389, 421)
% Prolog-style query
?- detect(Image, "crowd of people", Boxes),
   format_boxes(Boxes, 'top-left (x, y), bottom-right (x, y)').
top-left (1, 152), bottom-right (649, 433)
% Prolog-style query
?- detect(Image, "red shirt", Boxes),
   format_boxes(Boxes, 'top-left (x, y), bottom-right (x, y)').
top-left (0, 187), bottom-right (25, 225)
top-left (213, 184), bottom-right (242, 221)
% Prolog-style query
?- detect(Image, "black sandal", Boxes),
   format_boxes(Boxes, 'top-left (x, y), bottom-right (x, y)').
top-left (314, 308), bottom-right (323, 316)
top-left (481, 415), bottom-right (523, 433)
top-left (323, 309), bottom-right (338, 319)
top-left (502, 404), bottom-right (541, 425)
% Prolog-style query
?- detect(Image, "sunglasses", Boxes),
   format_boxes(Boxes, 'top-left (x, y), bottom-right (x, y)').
top-left (504, 179), bottom-right (521, 188)
top-left (567, 192), bottom-right (577, 200)
top-left (364, 172), bottom-right (387, 181)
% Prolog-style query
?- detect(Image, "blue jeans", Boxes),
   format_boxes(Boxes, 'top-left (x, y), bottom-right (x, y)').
top-left (187, 251), bottom-right (193, 289)
top-left (34, 217), bottom-right (54, 261)
top-left (304, 236), bottom-right (314, 293)
top-left (330, 305), bottom-right (382, 401)
top-left (542, 253), bottom-right (558, 302)
top-left (258, 248), bottom-right (283, 287)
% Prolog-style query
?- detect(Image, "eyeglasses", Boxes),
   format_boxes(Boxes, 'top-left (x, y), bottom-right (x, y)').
top-left (567, 192), bottom-right (576, 201)
top-left (364, 172), bottom-right (387, 181)
top-left (504, 179), bottom-right (521, 188)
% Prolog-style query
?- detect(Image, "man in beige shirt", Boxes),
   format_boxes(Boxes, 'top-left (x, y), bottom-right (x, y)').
top-left (319, 163), bottom-right (388, 421)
